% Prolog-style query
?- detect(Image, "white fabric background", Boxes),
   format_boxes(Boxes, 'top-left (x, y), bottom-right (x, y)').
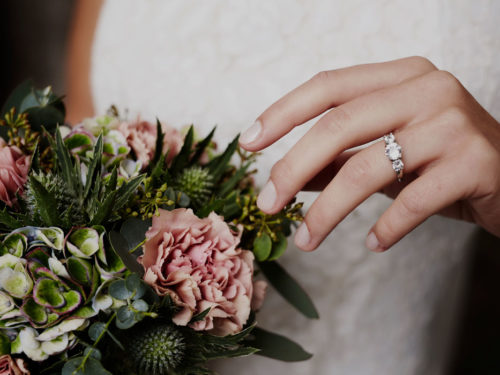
top-left (91, 1), bottom-right (499, 373)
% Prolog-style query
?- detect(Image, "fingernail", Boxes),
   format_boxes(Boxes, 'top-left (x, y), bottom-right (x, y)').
top-left (365, 232), bottom-right (385, 252)
top-left (257, 180), bottom-right (276, 212)
top-left (294, 222), bottom-right (311, 249)
top-left (240, 120), bottom-right (262, 145)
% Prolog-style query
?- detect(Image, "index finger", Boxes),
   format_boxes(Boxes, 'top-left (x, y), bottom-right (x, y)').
top-left (239, 56), bottom-right (436, 150)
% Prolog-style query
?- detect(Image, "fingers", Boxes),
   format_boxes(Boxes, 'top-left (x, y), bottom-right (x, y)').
top-left (256, 72), bottom-right (442, 214)
top-left (365, 162), bottom-right (466, 252)
top-left (293, 117), bottom-right (446, 251)
top-left (239, 56), bottom-right (436, 150)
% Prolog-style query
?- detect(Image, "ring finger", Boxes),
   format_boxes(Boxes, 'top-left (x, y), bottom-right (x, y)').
top-left (293, 115), bottom-right (450, 251)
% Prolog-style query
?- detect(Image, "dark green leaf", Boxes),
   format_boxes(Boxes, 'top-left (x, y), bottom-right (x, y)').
top-left (253, 233), bottom-right (272, 262)
top-left (1, 80), bottom-right (33, 117)
top-left (190, 307), bottom-right (211, 323)
top-left (190, 126), bottom-right (215, 165)
top-left (247, 327), bottom-right (312, 362)
top-left (62, 356), bottom-right (112, 375)
top-left (204, 346), bottom-right (259, 360)
top-left (84, 347), bottom-right (102, 360)
top-left (207, 134), bottom-right (239, 181)
top-left (217, 162), bottom-right (250, 197)
top-left (268, 233), bottom-right (288, 261)
top-left (259, 261), bottom-right (319, 319)
top-left (109, 231), bottom-right (144, 276)
top-left (109, 279), bottom-right (133, 300)
top-left (28, 176), bottom-right (60, 226)
top-left (170, 125), bottom-right (194, 175)
top-left (89, 190), bottom-right (117, 226)
top-left (83, 134), bottom-right (103, 199)
top-left (0, 208), bottom-right (21, 229)
top-left (89, 322), bottom-right (106, 342)
top-left (151, 118), bottom-right (164, 167)
top-left (197, 199), bottom-right (225, 218)
top-left (55, 127), bottom-right (76, 193)
top-left (120, 218), bottom-right (151, 254)
top-left (113, 174), bottom-right (144, 211)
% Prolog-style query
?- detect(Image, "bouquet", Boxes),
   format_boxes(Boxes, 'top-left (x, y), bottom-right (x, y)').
top-left (0, 82), bottom-right (318, 374)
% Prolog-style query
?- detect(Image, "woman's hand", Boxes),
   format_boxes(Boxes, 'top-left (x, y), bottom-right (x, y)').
top-left (238, 56), bottom-right (500, 252)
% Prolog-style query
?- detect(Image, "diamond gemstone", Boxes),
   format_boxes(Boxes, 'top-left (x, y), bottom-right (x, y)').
top-left (384, 133), bottom-right (395, 144)
top-left (385, 143), bottom-right (402, 161)
top-left (392, 159), bottom-right (404, 172)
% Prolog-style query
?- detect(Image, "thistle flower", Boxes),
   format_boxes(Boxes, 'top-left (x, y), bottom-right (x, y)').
top-left (173, 166), bottom-right (214, 207)
top-left (127, 323), bottom-right (186, 375)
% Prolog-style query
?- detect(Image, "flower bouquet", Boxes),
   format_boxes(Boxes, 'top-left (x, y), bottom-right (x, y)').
top-left (0, 82), bottom-right (318, 374)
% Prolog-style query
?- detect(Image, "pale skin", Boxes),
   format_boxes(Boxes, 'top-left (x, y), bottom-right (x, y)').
top-left (238, 57), bottom-right (500, 252)
top-left (68, 3), bottom-right (500, 253)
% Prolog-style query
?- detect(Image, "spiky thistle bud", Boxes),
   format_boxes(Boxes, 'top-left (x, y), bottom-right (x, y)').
top-left (127, 324), bottom-right (186, 375)
top-left (174, 167), bottom-right (214, 207)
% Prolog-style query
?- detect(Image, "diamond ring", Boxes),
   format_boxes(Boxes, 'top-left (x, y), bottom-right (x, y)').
top-left (383, 132), bottom-right (404, 182)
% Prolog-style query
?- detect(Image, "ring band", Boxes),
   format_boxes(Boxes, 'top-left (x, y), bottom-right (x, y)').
top-left (383, 132), bottom-right (404, 182)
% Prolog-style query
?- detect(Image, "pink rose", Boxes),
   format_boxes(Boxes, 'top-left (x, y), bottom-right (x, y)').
top-left (0, 142), bottom-right (30, 207)
top-left (139, 208), bottom-right (262, 336)
top-left (0, 355), bottom-right (30, 375)
top-left (118, 119), bottom-right (183, 166)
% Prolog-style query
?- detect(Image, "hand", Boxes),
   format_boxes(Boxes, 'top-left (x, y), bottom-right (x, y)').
top-left (238, 56), bottom-right (500, 252)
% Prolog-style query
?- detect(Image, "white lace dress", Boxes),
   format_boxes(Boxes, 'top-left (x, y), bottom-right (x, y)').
top-left (90, 1), bottom-right (500, 374)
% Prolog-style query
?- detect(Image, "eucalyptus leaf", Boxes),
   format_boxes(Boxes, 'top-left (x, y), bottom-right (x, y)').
top-left (89, 322), bottom-right (106, 342)
top-left (120, 218), bottom-right (151, 254)
top-left (258, 261), bottom-right (319, 319)
top-left (109, 231), bottom-right (144, 276)
top-left (62, 356), bottom-right (112, 375)
top-left (109, 279), bottom-right (133, 300)
top-left (253, 233), bottom-right (272, 262)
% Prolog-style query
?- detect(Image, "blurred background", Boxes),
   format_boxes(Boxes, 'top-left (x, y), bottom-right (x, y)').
top-left (1, 1), bottom-right (499, 374)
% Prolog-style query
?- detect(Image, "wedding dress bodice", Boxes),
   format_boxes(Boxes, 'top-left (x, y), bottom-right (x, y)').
top-left (91, 1), bottom-right (499, 374)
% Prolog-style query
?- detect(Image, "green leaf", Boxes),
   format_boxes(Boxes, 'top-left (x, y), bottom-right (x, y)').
top-left (62, 356), bottom-right (112, 375)
top-left (207, 134), bottom-right (239, 181)
top-left (89, 322), bottom-right (106, 342)
top-left (268, 233), bottom-right (288, 261)
top-left (190, 126), bottom-right (216, 165)
top-left (113, 174), bottom-right (144, 211)
top-left (109, 231), bottom-right (144, 276)
top-left (258, 261), bottom-right (319, 319)
top-left (109, 279), bottom-right (133, 300)
top-left (151, 118), bottom-right (164, 167)
top-left (120, 218), bottom-right (151, 255)
top-left (84, 347), bottom-right (102, 361)
top-left (21, 297), bottom-right (48, 326)
top-left (27, 176), bottom-right (60, 226)
top-left (131, 299), bottom-right (148, 312)
top-left (89, 190), bottom-right (117, 226)
top-left (125, 273), bottom-right (146, 299)
top-left (190, 307), bottom-right (211, 323)
top-left (217, 162), bottom-right (250, 197)
top-left (0, 331), bottom-right (10, 355)
top-left (83, 134), bottom-right (103, 199)
top-left (204, 346), bottom-right (259, 360)
top-left (55, 126), bottom-right (77, 193)
top-left (247, 327), bottom-right (312, 362)
top-left (169, 125), bottom-right (194, 175)
top-left (1, 80), bottom-right (33, 117)
top-left (0, 208), bottom-right (21, 229)
top-left (253, 233), bottom-right (272, 262)
top-left (116, 305), bottom-right (134, 322)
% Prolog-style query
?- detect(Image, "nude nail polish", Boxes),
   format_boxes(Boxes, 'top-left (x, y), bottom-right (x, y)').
top-left (240, 120), bottom-right (262, 145)
top-left (257, 180), bottom-right (276, 212)
top-left (294, 222), bottom-right (311, 249)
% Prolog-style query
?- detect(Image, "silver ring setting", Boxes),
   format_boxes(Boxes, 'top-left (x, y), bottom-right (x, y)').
top-left (383, 133), bottom-right (404, 182)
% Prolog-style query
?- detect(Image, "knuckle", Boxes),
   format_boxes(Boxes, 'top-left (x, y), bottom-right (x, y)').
top-left (341, 155), bottom-right (373, 186)
top-left (270, 157), bottom-right (294, 183)
top-left (320, 106), bottom-right (352, 136)
top-left (397, 190), bottom-right (425, 217)
top-left (427, 70), bottom-right (464, 97)
top-left (311, 70), bottom-right (336, 84)
top-left (407, 56), bottom-right (437, 73)
top-left (439, 107), bottom-right (473, 140)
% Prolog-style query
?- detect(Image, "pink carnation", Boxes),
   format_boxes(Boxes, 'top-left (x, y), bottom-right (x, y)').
top-left (139, 208), bottom-right (264, 336)
top-left (0, 140), bottom-right (30, 207)
top-left (0, 355), bottom-right (30, 375)
top-left (118, 119), bottom-right (183, 166)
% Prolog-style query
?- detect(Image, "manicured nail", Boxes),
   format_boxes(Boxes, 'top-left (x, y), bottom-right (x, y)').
top-left (257, 180), bottom-right (276, 212)
top-left (240, 120), bottom-right (262, 145)
top-left (365, 232), bottom-right (385, 252)
top-left (294, 222), bottom-right (311, 249)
